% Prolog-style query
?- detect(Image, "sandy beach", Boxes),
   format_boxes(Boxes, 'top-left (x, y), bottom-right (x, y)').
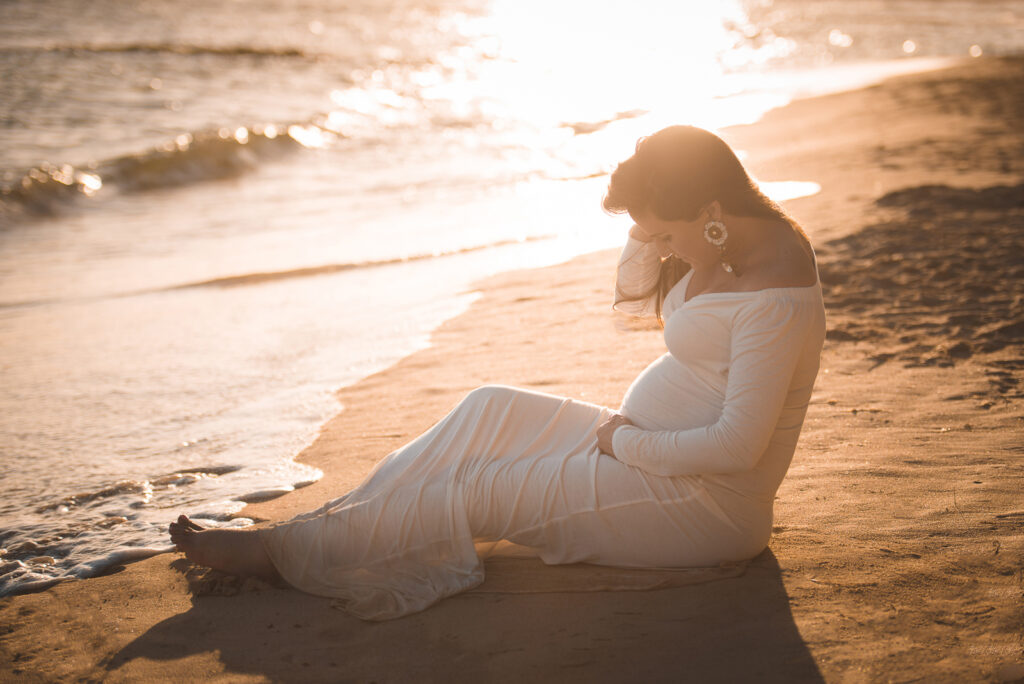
top-left (2, 57), bottom-right (1022, 683)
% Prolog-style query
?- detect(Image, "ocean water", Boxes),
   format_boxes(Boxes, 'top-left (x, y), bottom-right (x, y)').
top-left (1, 0), bottom-right (1021, 595)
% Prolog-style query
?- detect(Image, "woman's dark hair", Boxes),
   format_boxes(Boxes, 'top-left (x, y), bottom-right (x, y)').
top-left (603, 125), bottom-right (796, 322)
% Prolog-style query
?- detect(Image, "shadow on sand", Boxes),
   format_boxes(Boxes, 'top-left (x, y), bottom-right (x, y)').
top-left (104, 549), bottom-right (820, 682)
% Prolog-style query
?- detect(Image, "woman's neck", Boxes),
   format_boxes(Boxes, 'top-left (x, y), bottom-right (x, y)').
top-left (685, 215), bottom-right (812, 295)
top-left (691, 214), bottom-right (770, 275)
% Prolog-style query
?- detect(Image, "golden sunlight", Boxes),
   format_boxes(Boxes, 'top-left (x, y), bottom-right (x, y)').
top-left (479, 0), bottom-right (743, 117)
top-left (448, 0), bottom-right (794, 176)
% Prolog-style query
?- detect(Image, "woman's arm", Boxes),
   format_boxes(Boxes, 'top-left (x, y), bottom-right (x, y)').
top-left (612, 225), bottom-right (664, 317)
top-left (609, 296), bottom-right (817, 476)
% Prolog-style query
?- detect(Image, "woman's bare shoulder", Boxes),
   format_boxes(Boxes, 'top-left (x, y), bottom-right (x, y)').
top-left (746, 224), bottom-right (818, 289)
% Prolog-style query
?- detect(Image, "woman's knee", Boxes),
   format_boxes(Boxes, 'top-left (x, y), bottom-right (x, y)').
top-left (462, 384), bottom-right (517, 406)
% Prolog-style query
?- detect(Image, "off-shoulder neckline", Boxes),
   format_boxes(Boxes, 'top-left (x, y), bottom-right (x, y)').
top-left (678, 268), bottom-right (821, 305)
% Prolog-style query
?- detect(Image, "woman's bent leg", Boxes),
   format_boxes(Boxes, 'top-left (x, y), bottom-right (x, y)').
top-left (260, 386), bottom-right (613, 619)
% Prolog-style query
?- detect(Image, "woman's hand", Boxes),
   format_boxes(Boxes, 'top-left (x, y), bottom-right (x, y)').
top-left (630, 223), bottom-right (674, 258)
top-left (596, 414), bottom-right (634, 458)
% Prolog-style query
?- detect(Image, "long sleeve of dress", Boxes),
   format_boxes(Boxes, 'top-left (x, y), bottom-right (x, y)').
top-left (612, 232), bottom-right (663, 318)
top-left (611, 294), bottom-right (816, 477)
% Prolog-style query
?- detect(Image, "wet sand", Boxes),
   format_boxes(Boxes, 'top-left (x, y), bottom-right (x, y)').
top-left (1, 57), bottom-right (1022, 683)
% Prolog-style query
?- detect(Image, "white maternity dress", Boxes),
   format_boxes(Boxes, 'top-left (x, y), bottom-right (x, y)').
top-left (261, 234), bottom-right (827, 620)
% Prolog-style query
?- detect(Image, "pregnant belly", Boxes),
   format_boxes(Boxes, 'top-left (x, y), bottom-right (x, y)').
top-left (620, 354), bottom-right (724, 431)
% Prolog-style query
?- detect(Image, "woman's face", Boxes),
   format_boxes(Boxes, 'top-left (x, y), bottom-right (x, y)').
top-left (632, 209), bottom-right (707, 263)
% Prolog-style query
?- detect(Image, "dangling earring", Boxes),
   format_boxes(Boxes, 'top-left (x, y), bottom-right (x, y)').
top-left (703, 220), bottom-right (739, 276)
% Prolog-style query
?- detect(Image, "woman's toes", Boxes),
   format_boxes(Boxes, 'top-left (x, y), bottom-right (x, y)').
top-left (177, 514), bottom-right (204, 531)
top-left (169, 519), bottom-right (196, 548)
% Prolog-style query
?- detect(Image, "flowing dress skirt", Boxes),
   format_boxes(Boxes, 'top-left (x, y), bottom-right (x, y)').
top-left (260, 385), bottom-right (762, 620)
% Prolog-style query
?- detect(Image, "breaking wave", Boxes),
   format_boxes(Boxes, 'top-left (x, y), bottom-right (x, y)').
top-left (0, 123), bottom-right (333, 225)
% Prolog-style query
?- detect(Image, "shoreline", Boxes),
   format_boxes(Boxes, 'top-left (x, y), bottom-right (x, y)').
top-left (2, 57), bottom-right (1022, 682)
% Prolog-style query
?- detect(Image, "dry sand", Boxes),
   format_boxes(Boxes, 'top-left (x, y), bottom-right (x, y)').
top-left (1, 58), bottom-right (1022, 683)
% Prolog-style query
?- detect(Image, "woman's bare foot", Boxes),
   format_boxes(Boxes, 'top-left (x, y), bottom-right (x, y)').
top-left (168, 515), bottom-right (282, 584)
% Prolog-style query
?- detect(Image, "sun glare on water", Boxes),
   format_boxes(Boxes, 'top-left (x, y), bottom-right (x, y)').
top-left (300, 1), bottom-right (800, 186)
top-left (481, 1), bottom-right (732, 115)
top-left (447, 0), bottom-right (795, 175)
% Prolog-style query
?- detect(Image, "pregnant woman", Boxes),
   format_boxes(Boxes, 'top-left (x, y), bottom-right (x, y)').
top-left (170, 125), bottom-right (826, 620)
